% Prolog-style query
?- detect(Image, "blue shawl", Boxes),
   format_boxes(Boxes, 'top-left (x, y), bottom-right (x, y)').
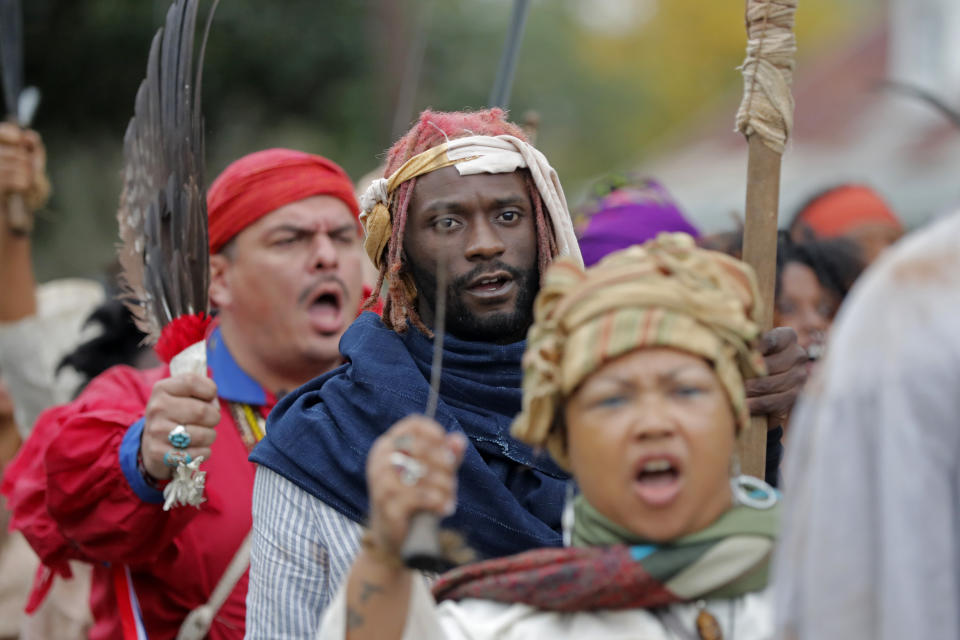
top-left (251, 312), bottom-right (567, 559)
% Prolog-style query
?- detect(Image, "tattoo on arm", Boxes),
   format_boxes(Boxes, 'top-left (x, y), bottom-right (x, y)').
top-left (359, 581), bottom-right (385, 603)
top-left (347, 606), bottom-right (365, 630)
top-left (347, 581), bottom-right (383, 631)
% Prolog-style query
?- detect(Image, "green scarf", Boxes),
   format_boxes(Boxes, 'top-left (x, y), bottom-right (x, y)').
top-left (434, 479), bottom-right (779, 610)
top-left (572, 487), bottom-right (779, 599)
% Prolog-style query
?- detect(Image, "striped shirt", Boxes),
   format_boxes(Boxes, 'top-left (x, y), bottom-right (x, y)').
top-left (245, 465), bottom-right (362, 639)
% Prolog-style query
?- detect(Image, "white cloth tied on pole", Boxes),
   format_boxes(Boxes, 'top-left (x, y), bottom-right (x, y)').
top-left (735, 0), bottom-right (798, 154)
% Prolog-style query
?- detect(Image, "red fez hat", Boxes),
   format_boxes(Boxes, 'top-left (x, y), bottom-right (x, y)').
top-left (207, 148), bottom-right (359, 254)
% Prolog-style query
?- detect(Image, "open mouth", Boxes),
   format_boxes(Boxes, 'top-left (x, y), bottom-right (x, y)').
top-left (806, 330), bottom-right (826, 362)
top-left (306, 284), bottom-right (345, 335)
top-left (632, 455), bottom-right (683, 507)
top-left (465, 271), bottom-right (514, 300)
top-left (807, 342), bottom-right (825, 361)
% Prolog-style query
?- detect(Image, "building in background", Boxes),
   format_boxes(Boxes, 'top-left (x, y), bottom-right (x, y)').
top-left (637, 0), bottom-right (960, 234)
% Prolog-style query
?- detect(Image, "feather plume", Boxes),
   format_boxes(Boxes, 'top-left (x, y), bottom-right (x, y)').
top-left (117, 0), bottom-right (219, 344)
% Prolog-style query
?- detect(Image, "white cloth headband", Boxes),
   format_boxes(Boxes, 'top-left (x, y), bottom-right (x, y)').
top-left (360, 135), bottom-right (583, 267)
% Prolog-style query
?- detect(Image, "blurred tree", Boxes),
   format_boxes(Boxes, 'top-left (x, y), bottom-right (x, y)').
top-left (13, 0), bottom-right (871, 281)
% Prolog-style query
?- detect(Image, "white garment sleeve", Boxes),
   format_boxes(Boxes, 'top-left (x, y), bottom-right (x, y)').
top-left (0, 318), bottom-right (83, 437)
top-left (317, 576), bottom-right (772, 640)
top-left (317, 572), bottom-right (449, 640)
top-left (0, 279), bottom-right (102, 437)
top-left (773, 212), bottom-right (960, 640)
top-left (245, 466), bottom-right (362, 639)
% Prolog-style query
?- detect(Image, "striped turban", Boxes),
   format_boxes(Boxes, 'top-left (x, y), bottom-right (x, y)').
top-left (511, 233), bottom-right (766, 470)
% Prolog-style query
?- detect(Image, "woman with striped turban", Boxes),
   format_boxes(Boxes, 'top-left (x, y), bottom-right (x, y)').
top-left (321, 233), bottom-right (779, 640)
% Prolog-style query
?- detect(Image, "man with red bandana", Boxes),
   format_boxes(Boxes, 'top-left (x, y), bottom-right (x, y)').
top-left (1, 149), bottom-right (368, 639)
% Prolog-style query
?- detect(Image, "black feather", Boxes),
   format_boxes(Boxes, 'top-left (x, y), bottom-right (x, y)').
top-left (117, 0), bottom-right (219, 343)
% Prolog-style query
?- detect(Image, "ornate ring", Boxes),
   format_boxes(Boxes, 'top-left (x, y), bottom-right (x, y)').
top-left (163, 450), bottom-right (193, 468)
top-left (394, 434), bottom-right (415, 453)
top-left (388, 451), bottom-right (426, 486)
top-left (168, 425), bottom-right (191, 449)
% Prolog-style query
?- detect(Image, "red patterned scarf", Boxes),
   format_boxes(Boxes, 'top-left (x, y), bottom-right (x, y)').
top-left (433, 494), bottom-right (778, 612)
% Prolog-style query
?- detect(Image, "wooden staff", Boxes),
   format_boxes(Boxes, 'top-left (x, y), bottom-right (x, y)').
top-left (736, 0), bottom-right (797, 478)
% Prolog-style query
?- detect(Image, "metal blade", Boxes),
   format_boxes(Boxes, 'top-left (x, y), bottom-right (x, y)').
top-left (0, 0), bottom-right (23, 119)
top-left (424, 253), bottom-right (447, 419)
top-left (402, 253), bottom-right (452, 573)
top-left (17, 84), bottom-right (38, 126)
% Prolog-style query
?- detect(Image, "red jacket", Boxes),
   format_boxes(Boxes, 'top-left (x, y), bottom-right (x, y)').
top-left (1, 328), bottom-right (276, 639)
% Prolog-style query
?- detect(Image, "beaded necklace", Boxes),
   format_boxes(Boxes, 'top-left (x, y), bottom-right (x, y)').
top-left (228, 402), bottom-right (266, 451)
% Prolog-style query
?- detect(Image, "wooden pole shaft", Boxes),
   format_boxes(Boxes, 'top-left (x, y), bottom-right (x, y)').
top-left (739, 135), bottom-right (782, 478)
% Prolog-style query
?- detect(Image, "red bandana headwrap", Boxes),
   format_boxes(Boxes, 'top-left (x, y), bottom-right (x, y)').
top-left (207, 148), bottom-right (359, 254)
top-left (795, 184), bottom-right (902, 238)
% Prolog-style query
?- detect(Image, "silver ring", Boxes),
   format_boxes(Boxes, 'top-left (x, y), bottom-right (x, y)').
top-left (168, 425), bottom-right (191, 449)
top-left (164, 450), bottom-right (193, 468)
top-left (389, 451), bottom-right (426, 486)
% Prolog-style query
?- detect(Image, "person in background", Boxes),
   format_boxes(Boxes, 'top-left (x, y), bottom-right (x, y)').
top-left (774, 233), bottom-right (864, 371)
top-left (576, 176), bottom-right (699, 267)
top-left (2, 149), bottom-right (368, 639)
top-left (774, 210), bottom-right (960, 639)
top-left (789, 184), bottom-right (903, 265)
top-left (0, 123), bottom-right (100, 640)
top-left (0, 123), bottom-right (105, 438)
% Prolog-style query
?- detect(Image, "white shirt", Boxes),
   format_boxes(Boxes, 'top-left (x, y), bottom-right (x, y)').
top-left (773, 211), bottom-right (960, 640)
top-left (245, 465), bottom-right (362, 639)
top-left (318, 572), bottom-right (774, 640)
top-left (0, 279), bottom-right (103, 437)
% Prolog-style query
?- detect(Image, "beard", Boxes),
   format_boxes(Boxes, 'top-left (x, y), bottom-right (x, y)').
top-left (407, 259), bottom-right (539, 344)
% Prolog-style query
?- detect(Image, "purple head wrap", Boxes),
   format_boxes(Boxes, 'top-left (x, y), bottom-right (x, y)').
top-left (577, 179), bottom-right (700, 267)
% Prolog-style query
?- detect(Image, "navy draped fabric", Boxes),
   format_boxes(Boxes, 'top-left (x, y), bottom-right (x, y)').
top-left (251, 312), bottom-right (567, 559)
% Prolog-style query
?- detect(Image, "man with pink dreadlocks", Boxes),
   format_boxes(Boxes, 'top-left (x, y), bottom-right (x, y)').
top-left (245, 109), bottom-right (808, 637)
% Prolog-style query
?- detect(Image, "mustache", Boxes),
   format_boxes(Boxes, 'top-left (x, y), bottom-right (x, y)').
top-left (296, 274), bottom-right (349, 306)
top-left (450, 261), bottom-right (526, 290)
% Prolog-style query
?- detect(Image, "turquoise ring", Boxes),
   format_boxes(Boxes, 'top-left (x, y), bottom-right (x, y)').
top-left (163, 450), bottom-right (192, 468)
top-left (168, 425), bottom-right (191, 449)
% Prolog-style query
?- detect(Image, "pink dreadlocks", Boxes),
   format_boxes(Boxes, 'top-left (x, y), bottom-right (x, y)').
top-left (367, 108), bottom-right (558, 333)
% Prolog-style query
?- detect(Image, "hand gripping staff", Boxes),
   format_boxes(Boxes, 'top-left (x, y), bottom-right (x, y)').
top-left (735, 0), bottom-right (798, 477)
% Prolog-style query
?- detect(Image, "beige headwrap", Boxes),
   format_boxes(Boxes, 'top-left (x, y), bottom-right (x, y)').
top-left (511, 233), bottom-right (766, 470)
top-left (358, 134), bottom-right (583, 271)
